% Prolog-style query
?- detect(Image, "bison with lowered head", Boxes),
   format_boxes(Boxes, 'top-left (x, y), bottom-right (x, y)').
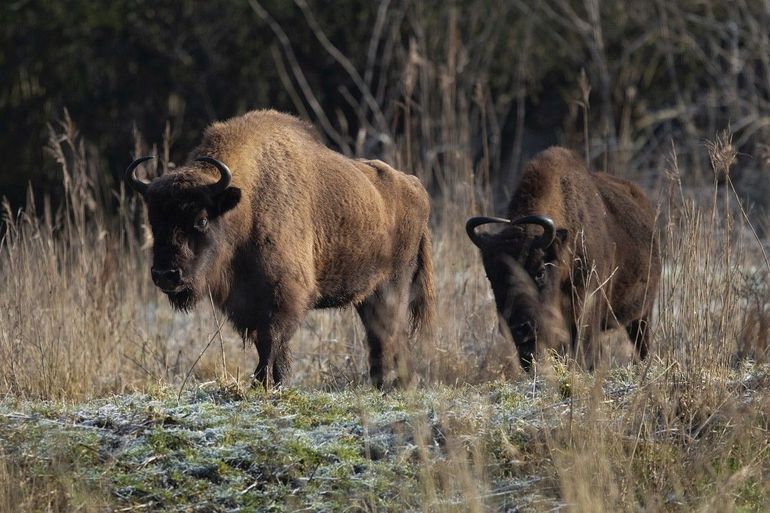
top-left (467, 147), bottom-right (660, 370)
top-left (125, 110), bottom-right (434, 388)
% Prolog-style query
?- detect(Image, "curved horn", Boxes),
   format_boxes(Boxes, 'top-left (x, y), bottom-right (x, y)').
top-left (195, 156), bottom-right (232, 195)
top-left (124, 156), bottom-right (155, 195)
top-left (511, 215), bottom-right (555, 247)
top-left (465, 216), bottom-right (511, 250)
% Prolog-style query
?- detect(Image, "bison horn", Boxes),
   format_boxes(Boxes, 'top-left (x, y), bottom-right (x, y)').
top-left (124, 156), bottom-right (155, 195)
top-left (465, 216), bottom-right (512, 250)
top-left (511, 215), bottom-right (555, 247)
top-left (195, 156), bottom-right (232, 195)
top-left (466, 215), bottom-right (557, 250)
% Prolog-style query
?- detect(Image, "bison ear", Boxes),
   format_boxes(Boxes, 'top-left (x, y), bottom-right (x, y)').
top-left (545, 228), bottom-right (568, 262)
top-left (212, 187), bottom-right (241, 217)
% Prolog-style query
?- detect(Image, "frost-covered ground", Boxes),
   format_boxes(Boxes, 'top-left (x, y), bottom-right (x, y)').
top-left (2, 362), bottom-right (768, 512)
top-left (0, 380), bottom-right (560, 512)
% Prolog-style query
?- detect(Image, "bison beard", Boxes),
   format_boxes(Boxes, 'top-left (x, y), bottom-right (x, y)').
top-left (467, 147), bottom-right (661, 371)
top-left (125, 110), bottom-right (435, 388)
top-left (165, 287), bottom-right (197, 312)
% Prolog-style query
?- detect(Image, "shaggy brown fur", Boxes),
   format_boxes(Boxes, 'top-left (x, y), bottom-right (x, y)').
top-left (467, 147), bottom-right (660, 370)
top-left (127, 109), bottom-right (435, 387)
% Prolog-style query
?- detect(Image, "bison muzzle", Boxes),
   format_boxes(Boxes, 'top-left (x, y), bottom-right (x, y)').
top-left (126, 110), bottom-right (435, 388)
top-left (466, 147), bottom-right (661, 370)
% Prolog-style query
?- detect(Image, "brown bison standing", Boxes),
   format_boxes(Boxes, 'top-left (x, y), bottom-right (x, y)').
top-left (125, 110), bottom-right (434, 387)
top-left (466, 147), bottom-right (660, 370)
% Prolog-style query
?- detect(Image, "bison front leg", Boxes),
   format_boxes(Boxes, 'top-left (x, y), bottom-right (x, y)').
top-left (249, 329), bottom-right (270, 386)
top-left (570, 313), bottom-right (601, 370)
top-left (252, 308), bottom-right (302, 389)
top-left (626, 316), bottom-right (651, 360)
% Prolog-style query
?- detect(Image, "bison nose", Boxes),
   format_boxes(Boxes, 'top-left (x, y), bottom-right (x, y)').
top-left (511, 320), bottom-right (535, 342)
top-left (518, 345), bottom-right (535, 372)
top-left (151, 267), bottom-right (182, 290)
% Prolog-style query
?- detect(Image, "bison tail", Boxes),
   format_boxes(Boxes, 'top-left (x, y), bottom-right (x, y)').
top-left (409, 229), bottom-right (436, 336)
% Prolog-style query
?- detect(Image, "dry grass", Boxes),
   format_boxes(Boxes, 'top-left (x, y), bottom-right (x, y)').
top-left (0, 447), bottom-right (109, 513)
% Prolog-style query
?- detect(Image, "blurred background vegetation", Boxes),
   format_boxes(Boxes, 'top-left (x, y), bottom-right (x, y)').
top-left (2, 0), bottom-right (770, 218)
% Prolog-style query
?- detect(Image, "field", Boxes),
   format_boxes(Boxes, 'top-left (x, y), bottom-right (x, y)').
top-left (2, 1), bottom-right (770, 510)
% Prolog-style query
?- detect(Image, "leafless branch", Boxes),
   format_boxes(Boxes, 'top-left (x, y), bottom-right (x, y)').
top-left (248, 0), bottom-right (351, 154)
top-left (293, 0), bottom-right (392, 145)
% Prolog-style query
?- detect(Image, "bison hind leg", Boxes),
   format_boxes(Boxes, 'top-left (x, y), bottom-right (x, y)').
top-left (356, 281), bottom-right (410, 388)
top-left (356, 299), bottom-right (391, 388)
top-left (272, 343), bottom-right (292, 386)
top-left (626, 316), bottom-right (651, 360)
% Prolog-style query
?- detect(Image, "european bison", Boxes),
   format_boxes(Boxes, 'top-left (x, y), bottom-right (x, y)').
top-left (466, 147), bottom-right (660, 370)
top-left (125, 109), bottom-right (434, 387)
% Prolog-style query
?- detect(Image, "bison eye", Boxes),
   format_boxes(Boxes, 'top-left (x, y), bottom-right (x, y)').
top-left (534, 267), bottom-right (546, 287)
top-left (194, 216), bottom-right (209, 232)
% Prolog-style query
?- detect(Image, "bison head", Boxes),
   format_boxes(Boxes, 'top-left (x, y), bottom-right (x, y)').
top-left (125, 156), bottom-right (242, 310)
top-left (467, 215), bottom-right (567, 371)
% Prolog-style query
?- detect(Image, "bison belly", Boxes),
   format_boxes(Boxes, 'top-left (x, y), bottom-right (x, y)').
top-left (313, 224), bottom-right (394, 309)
